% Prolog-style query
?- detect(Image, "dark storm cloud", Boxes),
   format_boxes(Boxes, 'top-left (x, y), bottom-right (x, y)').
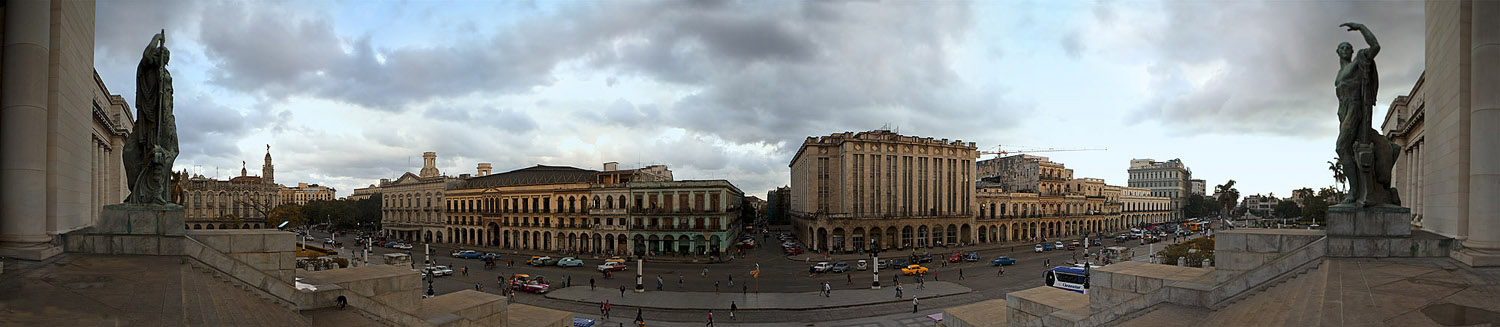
top-left (172, 95), bottom-right (265, 160)
top-left (1125, 1), bottom-right (1424, 137)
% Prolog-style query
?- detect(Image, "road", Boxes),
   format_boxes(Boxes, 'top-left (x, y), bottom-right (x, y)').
top-left (300, 228), bottom-right (1207, 324)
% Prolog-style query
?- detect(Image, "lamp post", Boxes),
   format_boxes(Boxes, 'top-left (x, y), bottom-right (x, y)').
top-left (634, 259), bottom-right (645, 293)
top-left (871, 239), bottom-right (881, 289)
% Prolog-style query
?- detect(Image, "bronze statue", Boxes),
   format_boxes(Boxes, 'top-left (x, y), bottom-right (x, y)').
top-left (1333, 22), bottom-right (1400, 208)
top-left (122, 30), bottom-right (180, 205)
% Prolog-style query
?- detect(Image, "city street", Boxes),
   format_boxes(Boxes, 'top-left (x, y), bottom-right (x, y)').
top-left (301, 227), bottom-right (1207, 323)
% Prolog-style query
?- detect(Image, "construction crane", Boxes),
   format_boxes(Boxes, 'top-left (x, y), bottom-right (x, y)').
top-left (979, 145), bottom-right (1107, 158)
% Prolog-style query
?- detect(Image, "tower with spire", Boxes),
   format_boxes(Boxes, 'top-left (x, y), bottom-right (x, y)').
top-left (263, 144), bottom-right (275, 184)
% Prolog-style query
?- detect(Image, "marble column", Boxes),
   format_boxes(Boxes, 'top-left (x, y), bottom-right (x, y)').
top-left (1459, 0), bottom-right (1500, 266)
top-left (0, 0), bottom-right (59, 260)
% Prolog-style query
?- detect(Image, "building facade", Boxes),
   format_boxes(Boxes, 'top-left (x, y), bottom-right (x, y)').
top-left (1190, 179), bottom-right (1207, 196)
top-left (1127, 158), bottom-right (1192, 219)
top-left (789, 130), bottom-right (979, 252)
top-left (1380, 0), bottom-right (1500, 267)
top-left (379, 152), bottom-right (463, 243)
top-left (977, 154), bottom-right (1073, 195)
top-left (1119, 187), bottom-right (1172, 227)
top-left (281, 182), bottom-right (336, 205)
top-left (178, 149), bottom-right (280, 230)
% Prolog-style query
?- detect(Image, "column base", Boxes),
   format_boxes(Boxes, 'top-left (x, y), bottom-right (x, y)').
top-left (1328, 206), bottom-right (1412, 237)
top-left (0, 242), bottom-right (63, 261)
top-left (1451, 248), bottom-right (1500, 267)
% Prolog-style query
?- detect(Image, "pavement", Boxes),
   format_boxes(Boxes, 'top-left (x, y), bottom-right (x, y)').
top-left (545, 281), bottom-right (971, 310)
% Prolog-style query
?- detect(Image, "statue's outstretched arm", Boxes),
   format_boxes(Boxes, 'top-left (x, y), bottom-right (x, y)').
top-left (1341, 22), bottom-right (1379, 57)
top-left (143, 33), bottom-right (163, 60)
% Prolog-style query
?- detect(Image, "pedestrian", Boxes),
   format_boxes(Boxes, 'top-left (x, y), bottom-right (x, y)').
top-left (728, 274), bottom-right (734, 286)
top-left (913, 296), bottom-right (919, 313)
top-left (919, 277), bottom-right (925, 289)
top-left (742, 284), bottom-right (747, 295)
top-left (715, 281), bottom-right (720, 294)
top-left (702, 267), bottom-right (708, 277)
top-left (462, 266), bottom-right (468, 276)
top-left (620, 285), bottom-right (626, 297)
top-left (591, 278), bottom-right (596, 291)
top-left (895, 284), bottom-right (903, 298)
top-left (706, 310), bottom-right (715, 326)
top-left (601, 301), bottom-right (609, 319)
top-left (999, 266), bottom-right (1006, 276)
top-left (730, 302), bottom-right (737, 320)
top-left (475, 283), bottom-right (481, 291)
top-left (679, 274), bottom-right (685, 288)
top-left (959, 268), bottom-right (965, 280)
top-left (847, 273), bottom-right (852, 285)
top-left (657, 275), bottom-right (664, 290)
top-left (567, 276), bottom-right (572, 288)
top-left (1044, 258), bottom-right (1050, 266)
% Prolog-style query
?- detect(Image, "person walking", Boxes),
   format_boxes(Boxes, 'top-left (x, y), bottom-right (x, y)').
top-left (657, 275), bottom-right (664, 291)
top-left (706, 310), bottom-right (715, 326)
top-left (634, 308), bottom-right (644, 327)
top-left (728, 274), bottom-right (734, 286)
top-left (715, 281), bottom-right (720, 294)
top-left (620, 285), bottom-right (626, 297)
top-left (959, 268), bottom-right (965, 280)
top-left (742, 284), bottom-right (747, 295)
top-left (702, 267), bottom-right (709, 277)
top-left (462, 266), bottom-right (469, 276)
top-left (912, 296), bottom-right (919, 313)
top-left (895, 284), bottom-right (903, 298)
top-left (601, 301), bottom-right (609, 319)
top-left (847, 273), bottom-right (852, 285)
top-left (591, 278), bottom-right (596, 291)
top-left (679, 274), bottom-right (685, 288)
top-left (730, 302), bottom-right (737, 320)
top-left (919, 277), bottom-right (925, 289)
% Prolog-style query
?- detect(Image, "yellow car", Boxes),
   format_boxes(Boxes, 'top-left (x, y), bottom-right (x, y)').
top-left (901, 264), bottom-right (929, 275)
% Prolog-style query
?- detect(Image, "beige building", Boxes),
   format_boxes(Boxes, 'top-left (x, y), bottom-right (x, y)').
top-left (790, 130), bottom-right (979, 252)
top-left (280, 182), bottom-right (336, 205)
top-left (379, 152), bottom-right (463, 242)
top-left (0, 0), bottom-right (137, 260)
top-left (1119, 187), bottom-right (1171, 227)
top-left (978, 154), bottom-right (1074, 195)
top-left (348, 184), bottom-right (381, 201)
top-left (178, 148), bottom-right (279, 230)
top-left (1381, 0), bottom-right (1500, 267)
top-left (1127, 158), bottom-right (1193, 219)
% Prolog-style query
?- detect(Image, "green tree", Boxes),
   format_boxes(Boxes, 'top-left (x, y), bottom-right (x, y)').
top-left (1274, 200), bottom-right (1302, 219)
top-left (1214, 180), bottom-right (1241, 218)
top-left (268, 204), bottom-right (306, 228)
top-left (1182, 194), bottom-right (1218, 219)
top-left (1328, 158), bottom-right (1346, 192)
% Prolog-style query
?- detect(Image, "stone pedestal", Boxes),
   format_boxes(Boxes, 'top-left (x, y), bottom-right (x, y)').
top-left (1327, 206), bottom-right (1411, 237)
top-left (65, 204), bottom-right (185, 256)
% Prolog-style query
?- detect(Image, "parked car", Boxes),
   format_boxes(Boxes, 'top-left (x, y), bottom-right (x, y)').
top-left (556, 257), bottom-right (584, 267)
top-left (324, 238), bottom-right (335, 245)
top-left (597, 261), bottom-right (628, 272)
top-left (1044, 243), bottom-right (1055, 251)
top-left (455, 250), bottom-right (481, 259)
top-left (810, 262), bottom-right (833, 273)
top-left (1035, 244), bottom-right (1045, 252)
top-left (1054, 241), bottom-right (1066, 249)
top-left (480, 253), bottom-right (502, 260)
top-left (913, 253), bottom-right (934, 263)
top-left (393, 243), bottom-right (412, 250)
top-left (1092, 239), bottom-right (1103, 246)
top-left (784, 246), bottom-right (805, 255)
top-left (947, 252), bottom-right (963, 263)
top-left (1066, 241), bottom-right (1078, 251)
top-left (424, 265), bottom-right (454, 276)
top-left (856, 260), bottom-right (869, 271)
top-left (901, 264), bottom-right (929, 275)
top-left (887, 259), bottom-right (908, 268)
top-left (384, 241), bottom-right (399, 248)
top-left (964, 252), bottom-right (980, 262)
top-left (876, 259), bottom-right (890, 269)
top-left (991, 256), bottom-right (1017, 266)
top-left (830, 262), bottom-right (850, 273)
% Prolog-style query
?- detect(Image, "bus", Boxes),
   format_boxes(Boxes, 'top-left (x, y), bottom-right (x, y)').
top-left (1186, 221), bottom-right (1211, 232)
top-left (1044, 266), bottom-right (1089, 294)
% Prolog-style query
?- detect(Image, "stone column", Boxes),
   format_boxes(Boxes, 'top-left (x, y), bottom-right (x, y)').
top-left (0, 0), bottom-right (59, 261)
top-left (1459, 0), bottom-right (1500, 266)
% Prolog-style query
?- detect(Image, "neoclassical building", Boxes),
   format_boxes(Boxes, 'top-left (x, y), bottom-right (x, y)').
top-left (379, 152), bottom-right (463, 243)
top-left (790, 130), bottom-right (1173, 252)
top-left (789, 130), bottom-right (980, 252)
top-left (178, 149), bottom-right (280, 230)
top-left (280, 182), bottom-right (336, 205)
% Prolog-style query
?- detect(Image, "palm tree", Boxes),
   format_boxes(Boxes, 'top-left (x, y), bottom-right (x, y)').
top-left (1214, 180), bottom-right (1240, 218)
top-left (1328, 158), bottom-right (1346, 192)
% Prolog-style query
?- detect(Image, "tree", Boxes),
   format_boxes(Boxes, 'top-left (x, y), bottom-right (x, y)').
top-left (1214, 180), bottom-right (1241, 218)
top-left (1274, 200), bottom-right (1302, 219)
top-left (1182, 194), bottom-right (1219, 219)
top-left (1328, 158), bottom-right (1346, 192)
top-left (268, 204), bottom-right (307, 228)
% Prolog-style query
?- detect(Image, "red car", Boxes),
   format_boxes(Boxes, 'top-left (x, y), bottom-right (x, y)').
top-left (510, 274), bottom-right (550, 293)
top-left (784, 246), bottom-right (805, 255)
top-left (947, 252), bottom-right (963, 263)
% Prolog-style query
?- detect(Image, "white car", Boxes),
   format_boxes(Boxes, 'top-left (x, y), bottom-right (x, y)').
top-left (393, 243), bottom-right (413, 250)
top-left (452, 250), bottom-right (477, 258)
top-left (810, 262), bottom-right (832, 273)
top-left (597, 261), bottom-right (628, 272)
top-left (425, 265), bottom-right (454, 277)
top-left (1034, 244), bottom-right (1045, 253)
top-left (856, 260), bottom-right (869, 271)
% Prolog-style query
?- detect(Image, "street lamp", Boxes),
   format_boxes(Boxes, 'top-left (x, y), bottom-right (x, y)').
top-left (871, 239), bottom-right (881, 289)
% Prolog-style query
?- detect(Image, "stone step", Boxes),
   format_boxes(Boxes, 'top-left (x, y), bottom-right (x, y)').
top-left (1283, 261), bottom-right (1328, 326)
top-left (1197, 261), bottom-right (1321, 326)
top-left (183, 263), bottom-right (309, 327)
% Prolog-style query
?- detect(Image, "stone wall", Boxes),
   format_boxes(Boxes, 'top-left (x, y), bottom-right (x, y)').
top-left (65, 205), bottom-right (186, 256)
top-left (189, 229), bottom-right (297, 284)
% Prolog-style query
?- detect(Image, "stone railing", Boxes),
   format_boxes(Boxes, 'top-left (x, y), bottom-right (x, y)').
top-left (181, 235), bottom-right (301, 308)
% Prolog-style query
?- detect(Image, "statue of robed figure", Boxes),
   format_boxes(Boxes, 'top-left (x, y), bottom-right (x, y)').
top-left (122, 30), bottom-right (179, 205)
top-left (1332, 22), bottom-right (1400, 208)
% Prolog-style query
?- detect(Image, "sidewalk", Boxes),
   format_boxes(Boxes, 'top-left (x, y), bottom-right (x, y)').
top-left (785, 240), bottom-right (1041, 262)
top-left (545, 281), bottom-right (971, 310)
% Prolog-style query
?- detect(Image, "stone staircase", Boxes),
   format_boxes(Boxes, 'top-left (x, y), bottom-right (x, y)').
top-left (1196, 259), bottom-right (1329, 326)
top-left (181, 263), bottom-right (311, 327)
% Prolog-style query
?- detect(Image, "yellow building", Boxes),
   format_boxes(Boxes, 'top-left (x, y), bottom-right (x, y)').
top-left (177, 149), bottom-right (280, 230)
top-left (280, 182), bottom-right (336, 205)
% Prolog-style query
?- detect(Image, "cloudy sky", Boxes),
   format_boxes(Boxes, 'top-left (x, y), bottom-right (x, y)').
top-left (95, 0), bottom-right (1425, 199)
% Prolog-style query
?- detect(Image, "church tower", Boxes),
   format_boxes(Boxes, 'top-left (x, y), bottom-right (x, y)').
top-left (263, 144), bottom-right (275, 184)
top-left (419, 152), bottom-right (440, 178)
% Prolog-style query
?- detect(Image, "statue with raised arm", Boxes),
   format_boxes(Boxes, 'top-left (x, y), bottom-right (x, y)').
top-left (1332, 22), bottom-right (1400, 208)
top-left (122, 30), bottom-right (180, 206)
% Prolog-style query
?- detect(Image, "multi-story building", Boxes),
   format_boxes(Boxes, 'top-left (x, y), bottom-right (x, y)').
top-left (977, 155), bottom-right (1073, 195)
top-left (347, 184), bottom-right (382, 201)
top-left (379, 152), bottom-right (463, 243)
top-left (280, 182), bottom-right (336, 205)
top-left (178, 149), bottom-right (280, 230)
top-left (1127, 158), bottom-right (1193, 219)
top-left (1240, 194), bottom-right (1279, 216)
top-left (1190, 179), bottom-right (1207, 196)
top-left (766, 186), bottom-right (791, 225)
top-left (1119, 187), bottom-right (1172, 227)
top-left (626, 180), bottom-right (743, 255)
top-left (789, 130), bottom-right (978, 252)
